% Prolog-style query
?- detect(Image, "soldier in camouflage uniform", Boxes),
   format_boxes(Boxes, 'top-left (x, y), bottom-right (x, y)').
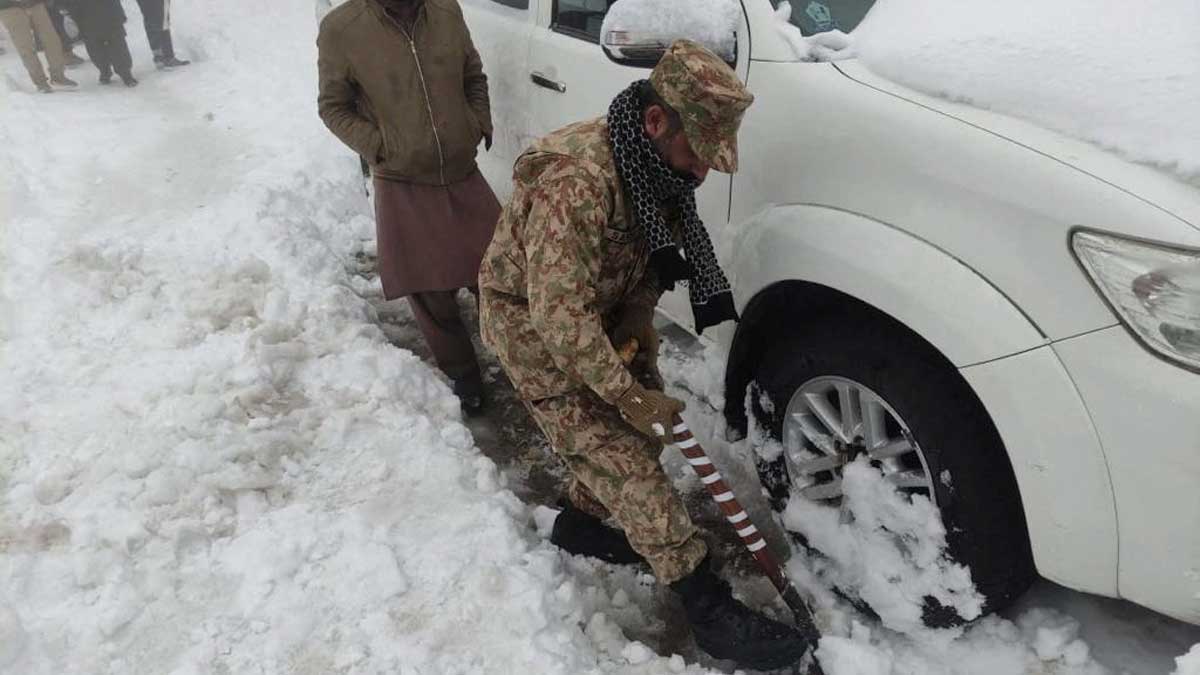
top-left (478, 40), bottom-right (816, 670)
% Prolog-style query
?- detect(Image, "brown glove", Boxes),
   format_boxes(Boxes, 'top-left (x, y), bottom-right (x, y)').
top-left (615, 382), bottom-right (685, 440)
top-left (611, 305), bottom-right (662, 390)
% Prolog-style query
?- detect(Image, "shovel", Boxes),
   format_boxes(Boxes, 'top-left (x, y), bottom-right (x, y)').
top-left (617, 339), bottom-right (824, 673)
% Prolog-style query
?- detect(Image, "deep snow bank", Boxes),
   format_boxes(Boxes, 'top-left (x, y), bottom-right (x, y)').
top-left (853, 0), bottom-right (1200, 183)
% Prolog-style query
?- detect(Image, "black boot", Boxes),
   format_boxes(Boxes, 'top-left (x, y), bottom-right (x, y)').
top-left (671, 557), bottom-right (816, 672)
top-left (452, 375), bottom-right (484, 417)
top-left (550, 501), bottom-right (645, 565)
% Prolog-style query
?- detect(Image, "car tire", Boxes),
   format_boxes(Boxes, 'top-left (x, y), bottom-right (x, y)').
top-left (750, 307), bottom-right (1036, 626)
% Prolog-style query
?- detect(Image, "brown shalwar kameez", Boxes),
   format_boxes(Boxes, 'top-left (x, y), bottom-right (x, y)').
top-left (373, 171), bottom-right (500, 389)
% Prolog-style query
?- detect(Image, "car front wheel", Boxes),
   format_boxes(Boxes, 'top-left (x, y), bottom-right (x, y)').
top-left (750, 307), bottom-right (1036, 627)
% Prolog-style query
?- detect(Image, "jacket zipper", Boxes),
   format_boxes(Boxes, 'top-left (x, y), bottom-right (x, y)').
top-left (394, 19), bottom-right (447, 185)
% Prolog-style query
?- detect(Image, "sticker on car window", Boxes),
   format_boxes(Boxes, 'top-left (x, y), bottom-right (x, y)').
top-left (806, 1), bottom-right (835, 31)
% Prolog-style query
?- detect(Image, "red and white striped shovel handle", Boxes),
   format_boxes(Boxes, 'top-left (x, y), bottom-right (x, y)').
top-left (669, 415), bottom-right (794, 594)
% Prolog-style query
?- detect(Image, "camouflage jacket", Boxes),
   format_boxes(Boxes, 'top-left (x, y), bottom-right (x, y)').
top-left (479, 117), bottom-right (676, 403)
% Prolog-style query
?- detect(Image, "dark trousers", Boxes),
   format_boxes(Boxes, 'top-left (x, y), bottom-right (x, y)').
top-left (63, 1), bottom-right (131, 78)
top-left (407, 290), bottom-right (482, 390)
top-left (134, 0), bottom-right (174, 60)
top-left (81, 30), bottom-right (131, 78)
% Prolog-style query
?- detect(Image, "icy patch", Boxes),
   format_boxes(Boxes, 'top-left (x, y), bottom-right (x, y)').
top-left (782, 457), bottom-right (984, 635)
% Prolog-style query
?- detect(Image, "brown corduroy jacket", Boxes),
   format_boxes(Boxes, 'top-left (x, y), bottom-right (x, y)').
top-left (317, 0), bottom-right (492, 185)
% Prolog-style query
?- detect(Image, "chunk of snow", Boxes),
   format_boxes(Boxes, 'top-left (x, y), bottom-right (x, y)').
top-left (774, 2), bottom-right (857, 62)
top-left (782, 457), bottom-right (984, 635)
top-left (1175, 645), bottom-right (1200, 675)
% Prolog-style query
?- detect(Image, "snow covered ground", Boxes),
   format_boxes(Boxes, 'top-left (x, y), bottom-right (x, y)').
top-left (1, 1), bottom-right (1198, 674)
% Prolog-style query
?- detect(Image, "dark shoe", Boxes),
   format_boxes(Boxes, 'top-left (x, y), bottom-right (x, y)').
top-left (458, 392), bottom-right (483, 417)
top-left (452, 376), bottom-right (485, 417)
top-left (50, 75), bottom-right (77, 88)
top-left (120, 74), bottom-right (138, 88)
top-left (158, 56), bottom-right (190, 69)
top-left (671, 557), bottom-right (816, 671)
top-left (550, 501), bottom-right (645, 565)
top-left (37, 82), bottom-right (53, 94)
top-left (99, 73), bottom-right (112, 85)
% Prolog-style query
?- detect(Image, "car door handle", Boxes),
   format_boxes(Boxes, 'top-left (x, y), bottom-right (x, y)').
top-left (530, 71), bottom-right (566, 93)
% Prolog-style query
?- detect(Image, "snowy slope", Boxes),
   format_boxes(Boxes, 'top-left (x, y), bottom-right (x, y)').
top-left (1, 1), bottom-right (1198, 674)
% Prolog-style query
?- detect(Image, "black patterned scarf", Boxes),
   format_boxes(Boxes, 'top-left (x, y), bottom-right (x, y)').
top-left (607, 81), bottom-right (738, 334)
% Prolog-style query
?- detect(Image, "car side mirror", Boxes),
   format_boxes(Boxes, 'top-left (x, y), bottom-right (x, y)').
top-left (600, 0), bottom-right (739, 69)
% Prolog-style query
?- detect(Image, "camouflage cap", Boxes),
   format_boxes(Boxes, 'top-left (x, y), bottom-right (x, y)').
top-left (649, 39), bottom-right (754, 174)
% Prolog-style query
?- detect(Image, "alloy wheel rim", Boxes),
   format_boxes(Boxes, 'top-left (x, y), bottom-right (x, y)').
top-left (781, 376), bottom-right (937, 506)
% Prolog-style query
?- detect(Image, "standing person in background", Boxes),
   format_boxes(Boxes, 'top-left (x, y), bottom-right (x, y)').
top-left (133, 0), bottom-right (188, 69)
top-left (317, 0), bottom-right (501, 416)
top-left (60, 0), bottom-right (136, 87)
top-left (45, 0), bottom-right (85, 66)
top-left (0, 0), bottom-right (76, 93)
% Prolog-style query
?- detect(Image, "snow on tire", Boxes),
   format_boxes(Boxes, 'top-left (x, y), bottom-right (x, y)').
top-left (749, 307), bottom-right (1036, 629)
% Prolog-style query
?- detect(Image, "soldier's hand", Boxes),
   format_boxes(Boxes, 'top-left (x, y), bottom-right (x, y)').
top-left (615, 382), bottom-right (685, 441)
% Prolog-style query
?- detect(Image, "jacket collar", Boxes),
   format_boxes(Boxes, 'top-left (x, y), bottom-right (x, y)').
top-left (371, 0), bottom-right (426, 31)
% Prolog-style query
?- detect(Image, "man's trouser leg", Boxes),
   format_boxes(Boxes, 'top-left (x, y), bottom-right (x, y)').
top-left (0, 7), bottom-right (48, 87)
top-left (108, 31), bottom-right (133, 78)
top-left (407, 290), bottom-right (482, 387)
top-left (134, 0), bottom-right (169, 60)
top-left (81, 33), bottom-right (112, 77)
top-left (528, 389), bottom-right (708, 584)
top-left (27, 3), bottom-right (65, 79)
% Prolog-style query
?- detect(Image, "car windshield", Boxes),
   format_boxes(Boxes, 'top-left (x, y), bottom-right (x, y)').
top-left (771, 0), bottom-right (877, 36)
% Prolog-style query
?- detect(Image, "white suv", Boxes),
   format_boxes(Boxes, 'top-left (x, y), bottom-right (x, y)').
top-left (462, 0), bottom-right (1200, 626)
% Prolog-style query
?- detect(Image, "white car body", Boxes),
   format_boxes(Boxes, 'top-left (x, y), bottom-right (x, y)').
top-left (462, 0), bottom-right (1200, 624)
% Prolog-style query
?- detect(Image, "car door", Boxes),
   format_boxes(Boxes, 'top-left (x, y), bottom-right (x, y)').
top-left (460, 0), bottom-right (539, 200)
top-left (526, 0), bottom-right (751, 331)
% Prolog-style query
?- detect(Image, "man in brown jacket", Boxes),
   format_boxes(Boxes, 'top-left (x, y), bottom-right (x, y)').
top-left (318, 0), bottom-right (499, 415)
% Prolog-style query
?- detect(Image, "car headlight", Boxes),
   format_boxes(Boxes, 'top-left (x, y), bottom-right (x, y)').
top-left (1071, 230), bottom-right (1200, 370)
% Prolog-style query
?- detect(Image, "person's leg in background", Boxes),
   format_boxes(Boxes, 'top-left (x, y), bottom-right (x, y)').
top-left (106, 22), bottom-right (135, 86)
top-left (407, 290), bottom-right (485, 415)
top-left (134, 0), bottom-right (187, 68)
top-left (27, 2), bottom-right (74, 87)
top-left (0, 6), bottom-right (52, 92)
top-left (65, 4), bottom-right (112, 84)
top-left (46, 1), bottom-right (84, 65)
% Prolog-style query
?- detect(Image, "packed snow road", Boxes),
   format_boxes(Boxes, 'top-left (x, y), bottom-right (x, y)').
top-left (1, 2), bottom-right (1198, 674)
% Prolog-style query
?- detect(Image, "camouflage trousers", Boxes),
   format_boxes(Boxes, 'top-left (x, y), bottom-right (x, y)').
top-left (527, 388), bottom-right (707, 584)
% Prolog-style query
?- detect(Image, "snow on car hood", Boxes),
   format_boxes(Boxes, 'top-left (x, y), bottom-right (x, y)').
top-left (848, 0), bottom-right (1200, 216)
